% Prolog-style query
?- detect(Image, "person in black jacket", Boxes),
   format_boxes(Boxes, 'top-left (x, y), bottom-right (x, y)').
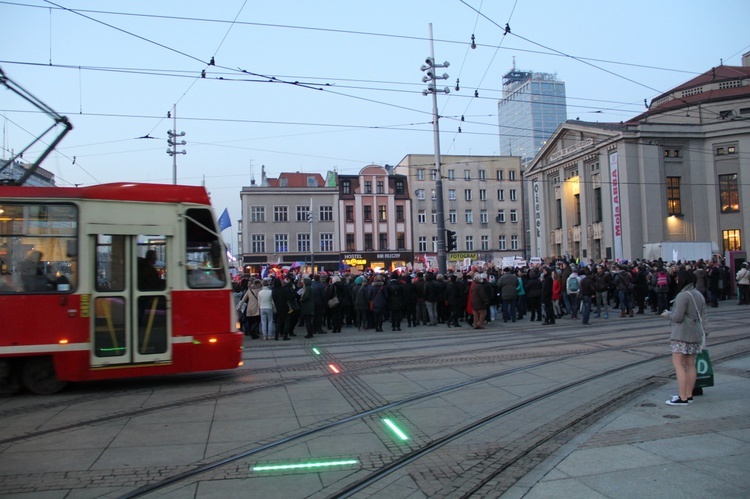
top-left (525, 268), bottom-right (543, 322)
top-left (386, 271), bottom-right (406, 331)
top-left (271, 277), bottom-right (290, 340)
top-left (541, 267), bottom-right (555, 325)
top-left (579, 268), bottom-right (596, 325)
top-left (446, 273), bottom-right (463, 327)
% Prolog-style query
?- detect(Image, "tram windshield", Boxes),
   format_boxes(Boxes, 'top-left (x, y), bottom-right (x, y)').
top-left (185, 208), bottom-right (226, 289)
top-left (0, 203), bottom-right (77, 293)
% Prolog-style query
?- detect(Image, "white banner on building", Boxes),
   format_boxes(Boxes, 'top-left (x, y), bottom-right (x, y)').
top-left (533, 179), bottom-right (542, 256)
top-left (609, 150), bottom-right (623, 260)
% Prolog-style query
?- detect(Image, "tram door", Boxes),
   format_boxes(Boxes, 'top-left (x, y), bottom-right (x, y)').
top-left (90, 232), bottom-right (171, 367)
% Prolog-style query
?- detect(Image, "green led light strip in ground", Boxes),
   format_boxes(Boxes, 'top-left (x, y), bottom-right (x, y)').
top-left (382, 418), bottom-right (409, 441)
top-left (312, 347), bottom-right (321, 355)
top-left (252, 459), bottom-right (359, 472)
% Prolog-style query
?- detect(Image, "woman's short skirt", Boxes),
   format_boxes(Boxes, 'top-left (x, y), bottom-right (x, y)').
top-left (670, 340), bottom-right (702, 355)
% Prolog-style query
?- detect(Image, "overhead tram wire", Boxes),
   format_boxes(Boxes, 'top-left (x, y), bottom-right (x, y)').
top-left (445, 0), bottom-right (519, 152)
top-left (0, 58), bottom-right (650, 116)
top-left (459, 0), bottom-right (666, 96)
top-left (8, 1), bottom-right (708, 78)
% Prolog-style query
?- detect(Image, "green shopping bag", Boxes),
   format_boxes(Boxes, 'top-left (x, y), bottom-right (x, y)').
top-left (695, 349), bottom-right (714, 388)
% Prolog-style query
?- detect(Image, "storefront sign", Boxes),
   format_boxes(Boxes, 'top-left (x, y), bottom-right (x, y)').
top-left (448, 252), bottom-right (478, 261)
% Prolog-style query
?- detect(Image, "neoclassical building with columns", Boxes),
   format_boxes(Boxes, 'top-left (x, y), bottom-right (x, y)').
top-left (524, 62), bottom-right (750, 263)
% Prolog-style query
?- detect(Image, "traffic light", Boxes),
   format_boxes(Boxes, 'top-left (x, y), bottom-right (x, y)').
top-left (307, 211), bottom-right (313, 222)
top-left (446, 229), bottom-right (457, 251)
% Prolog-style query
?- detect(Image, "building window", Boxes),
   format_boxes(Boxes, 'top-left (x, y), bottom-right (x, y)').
top-left (342, 180), bottom-right (351, 195)
top-left (418, 210), bottom-right (426, 224)
top-left (479, 169), bottom-right (486, 180)
top-left (319, 206), bottom-right (333, 221)
top-left (320, 233), bottom-right (334, 252)
top-left (395, 179), bottom-right (405, 195)
top-left (511, 235), bottom-right (519, 250)
top-left (464, 169), bottom-right (471, 180)
top-left (497, 209), bottom-right (505, 223)
top-left (722, 229), bottom-right (741, 252)
top-left (251, 206), bottom-right (265, 223)
top-left (481, 235), bottom-right (489, 250)
top-left (364, 181), bottom-right (372, 194)
top-left (364, 233), bottom-right (373, 251)
top-left (499, 235), bottom-right (506, 250)
top-left (396, 205), bottom-right (404, 222)
top-left (449, 209), bottom-right (457, 223)
top-left (397, 232), bottom-right (405, 250)
top-left (465, 235), bottom-right (474, 251)
top-left (379, 233), bottom-right (388, 250)
top-left (417, 169), bottom-right (425, 180)
top-left (497, 189), bottom-right (505, 201)
top-left (480, 209), bottom-right (488, 224)
top-left (432, 236), bottom-right (438, 252)
top-left (251, 234), bottom-right (265, 253)
top-left (667, 177), bottom-right (682, 215)
top-left (479, 189), bottom-right (487, 201)
top-left (464, 189), bottom-right (472, 201)
top-left (418, 236), bottom-right (427, 252)
top-left (510, 209), bottom-right (518, 223)
top-left (376, 181), bottom-right (384, 194)
top-left (665, 148), bottom-right (682, 158)
top-left (556, 198), bottom-right (562, 229)
top-left (431, 210), bottom-right (437, 224)
top-left (447, 169), bottom-right (455, 180)
top-left (379, 205), bottom-right (387, 221)
top-left (346, 233), bottom-right (355, 251)
top-left (448, 189), bottom-right (456, 200)
top-left (297, 206), bottom-right (310, 222)
top-left (465, 210), bottom-right (473, 224)
top-left (345, 205), bottom-right (354, 222)
top-left (496, 170), bottom-right (504, 181)
top-left (430, 170), bottom-right (437, 181)
top-left (297, 233), bottom-right (310, 252)
top-left (594, 187), bottom-right (603, 222)
top-left (509, 170), bottom-right (516, 181)
top-left (719, 173), bottom-right (740, 213)
top-left (274, 234), bottom-right (288, 252)
top-left (364, 205), bottom-right (372, 222)
top-left (416, 189), bottom-right (425, 200)
top-left (574, 194), bottom-right (581, 226)
top-left (274, 206), bottom-right (288, 222)
top-left (510, 189), bottom-right (517, 201)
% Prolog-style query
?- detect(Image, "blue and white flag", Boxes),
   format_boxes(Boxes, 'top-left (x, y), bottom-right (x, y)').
top-left (261, 265), bottom-right (269, 279)
top-left (218, 208), bottom-right (231, 232)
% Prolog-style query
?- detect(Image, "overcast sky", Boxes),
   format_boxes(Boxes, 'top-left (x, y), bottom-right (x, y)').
top-left (2, 1), bottom-right (749, 249)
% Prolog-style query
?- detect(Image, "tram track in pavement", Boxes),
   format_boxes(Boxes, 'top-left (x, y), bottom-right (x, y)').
top-left (0, 324), bottom-right (669, 443)
top-left (116, 332), bottom-right (749, 498)
top-left (0, 305), bottom-right (744, 444)
top-left (0, 309), bottom-right (745, 497)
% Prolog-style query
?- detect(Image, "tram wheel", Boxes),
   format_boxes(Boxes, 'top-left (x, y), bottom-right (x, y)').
top-left (21, 357), bottom-right (68, 395)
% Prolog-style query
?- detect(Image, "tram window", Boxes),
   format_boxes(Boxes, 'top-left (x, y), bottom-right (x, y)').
top-left (137, 237), bottom-right (167, 291)
top-left (0, 203), bottom-right (77, 294)
top-left (185, 208), bottom-right (226, 289)
top-left (96, 235), bottom-right (126, 292)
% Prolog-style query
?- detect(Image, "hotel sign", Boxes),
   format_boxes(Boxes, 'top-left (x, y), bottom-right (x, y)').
top-left (549, 138), bottom-right (593, 161)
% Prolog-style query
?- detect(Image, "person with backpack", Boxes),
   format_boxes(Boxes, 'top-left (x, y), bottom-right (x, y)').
top-left (654, 266), bottom-right (671, 314)
top-left (566, 267), bottom-right (581, 319)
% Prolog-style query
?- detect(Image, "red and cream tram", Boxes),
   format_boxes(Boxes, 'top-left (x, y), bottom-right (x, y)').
top-left (0, 183), bottom-right (244, 394)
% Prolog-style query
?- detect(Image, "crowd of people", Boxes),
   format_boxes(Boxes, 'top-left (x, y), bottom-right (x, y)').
top-left (232, 257), bottom-right (747, 341)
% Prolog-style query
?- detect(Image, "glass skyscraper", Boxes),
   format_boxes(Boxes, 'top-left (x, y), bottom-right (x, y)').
top-left (498, 69), bottom-right (567, 167)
